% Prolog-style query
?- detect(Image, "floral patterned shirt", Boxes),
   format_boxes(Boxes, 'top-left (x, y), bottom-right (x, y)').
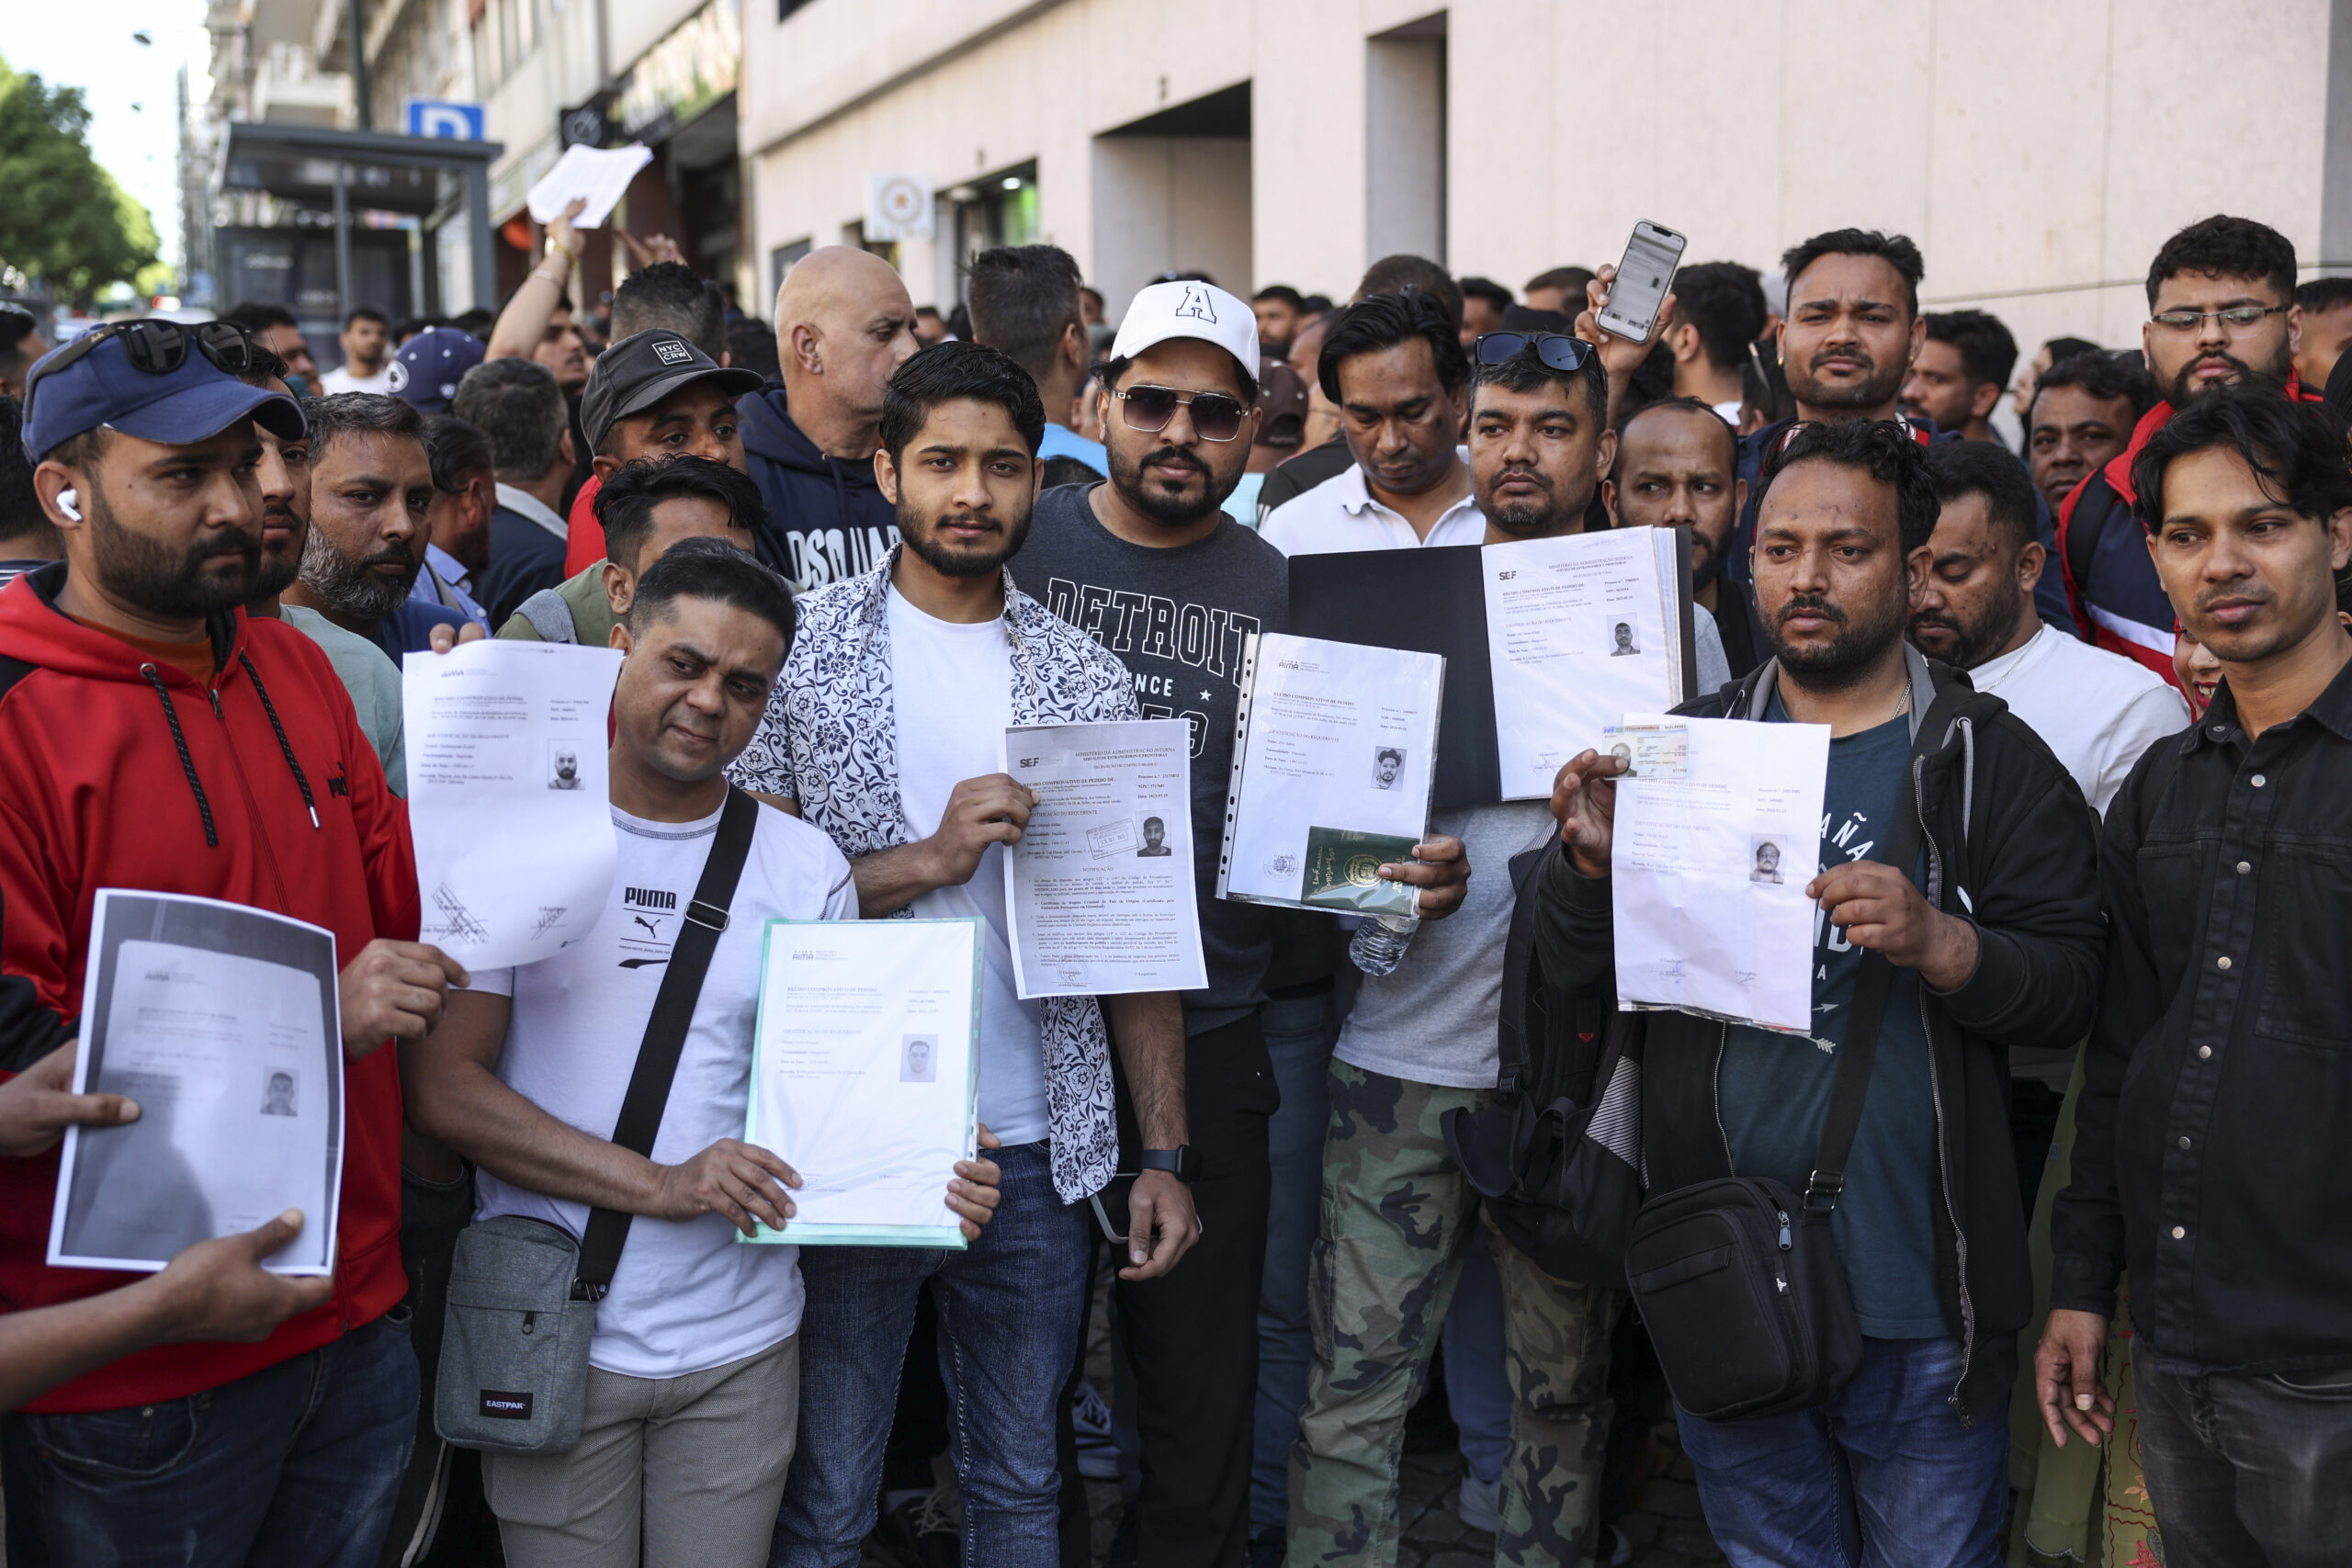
top-left (728, 548), bottom-right (1138, 1202)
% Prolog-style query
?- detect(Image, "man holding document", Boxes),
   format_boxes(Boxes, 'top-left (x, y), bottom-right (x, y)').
top-left (736, 342), bottom-right (1195, 1566)
top-left (407, 540), bottom-right (1007, 1566)
top-left (1535, 420), bottom-right (2104, 1565)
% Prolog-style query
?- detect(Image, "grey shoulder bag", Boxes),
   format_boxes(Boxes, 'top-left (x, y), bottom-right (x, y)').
top-left (435, 788), bottom-right (759, 1453)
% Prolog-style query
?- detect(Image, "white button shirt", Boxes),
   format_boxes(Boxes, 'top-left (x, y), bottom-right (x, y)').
top-left (1259, 453), bottom-right (1484, 556)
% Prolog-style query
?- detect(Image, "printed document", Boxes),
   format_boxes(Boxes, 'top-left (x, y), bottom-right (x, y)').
top-left (1002, 719), bottom-right (1206, 998)
top-left (405, 639), bottom-right (623, 969)
top-left (526, 143), bottom-right (655, 228)
top-left (744, 919), bottom-right (980, 1248)
top-left (51, 890), bottom-right (343, 1275)
top-left (1609, 714), bottom-right (1829, 1033)
top-left (1483, 529), bottom-right (1687, 799)
top-left (1218, 633), bottom-right (1444, 916)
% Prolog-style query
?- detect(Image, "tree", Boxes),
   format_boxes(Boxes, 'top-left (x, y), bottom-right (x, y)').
top-left (0, 55), bottom-right (160, 305)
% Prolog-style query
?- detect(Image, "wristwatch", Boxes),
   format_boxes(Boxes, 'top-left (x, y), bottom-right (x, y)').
top-left (1139, 1146), bottom-right (1198, 1183)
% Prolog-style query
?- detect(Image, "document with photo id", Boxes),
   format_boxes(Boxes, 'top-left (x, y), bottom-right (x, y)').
top-left (1609, 715), bottom-right (1830, 1034)
top-left (1217, 633), bottom-right (1443, 916)
top-left (743, 918), bottom-right (980, 1248)
top-left (50, 890), bottom-right (344, 1276)
top-left (1002, 718), bottom-right (1206, 999)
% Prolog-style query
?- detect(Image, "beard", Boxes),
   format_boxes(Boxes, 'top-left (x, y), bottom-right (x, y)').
top-left (1108, 443), bottom-right (1226, 529)
top-left (1910, 588), bottom-right (2023, 671)
top-left (84, 482), bottom-right (266, 619)
top-left (252, 502), bottom-right (306, 601)
top-left (899, 505), bottom-right (1031, 580)
top-left (299, 525), bottom-right (416, 619)
top-left (1787, 345), bottom-right (1906, 412)
top-left (1480, 468), bottom-right (1592, 536)
top-left (1764, 584), bottom-right (1909, 687)
top-left (2165, 344), bottom-right (2294, 407)
top-left (1689, 524), bottom-right (1733, 590)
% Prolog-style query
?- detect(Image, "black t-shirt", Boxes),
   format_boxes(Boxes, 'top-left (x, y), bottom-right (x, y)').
top-left (1011, 483), bottom-right (1291, 1030)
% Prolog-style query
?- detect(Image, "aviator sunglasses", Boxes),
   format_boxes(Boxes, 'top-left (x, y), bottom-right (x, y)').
top-left (1110, 384), bottom-right (1250, 443)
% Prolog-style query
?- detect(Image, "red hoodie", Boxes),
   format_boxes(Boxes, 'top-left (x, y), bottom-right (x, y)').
top-left (0, 565), bottom-right (418, 1413)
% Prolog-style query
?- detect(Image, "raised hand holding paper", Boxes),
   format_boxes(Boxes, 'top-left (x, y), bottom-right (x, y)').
top-left (1003, 718), bottom-right (1206, 998)
top-left (50, 891), bottom-right (342, 1276)
top-left (1610, 715), bottom-right (1829, 1033)
top-left (404, 639), bottom-right (624, 969)
top-left (526, 143), bottom-right (655, 228)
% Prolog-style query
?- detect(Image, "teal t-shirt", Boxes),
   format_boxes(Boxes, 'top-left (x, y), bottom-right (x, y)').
top-left (1716, 705), bottom-right (1946, 1339)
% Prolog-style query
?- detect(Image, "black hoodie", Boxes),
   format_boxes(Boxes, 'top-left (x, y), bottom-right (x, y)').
top-left (737, 385), bottom-right (901, 592)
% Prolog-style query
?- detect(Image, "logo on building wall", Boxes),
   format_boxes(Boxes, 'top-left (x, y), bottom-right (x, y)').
top-left (867, 175), bottom-right (935, 243)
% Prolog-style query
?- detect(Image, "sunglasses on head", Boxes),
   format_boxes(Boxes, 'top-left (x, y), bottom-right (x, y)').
top-left (1472, 332), bottom-right (1599, 373)
top-left (23, 319), bottom-right (260, 422)
top-left (1110, 384), bottom-right (1250, 443)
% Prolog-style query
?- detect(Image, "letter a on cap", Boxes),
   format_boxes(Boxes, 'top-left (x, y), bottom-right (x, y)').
top-left (1175, 285), bottom-right (1217, 323)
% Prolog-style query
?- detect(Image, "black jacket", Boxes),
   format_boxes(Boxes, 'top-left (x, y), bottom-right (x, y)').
top-left (472, 503), bottom-right (569, 630)
top-left (738, 386), bottom-right (900, 592)
top-left (2052, 661), bottom-right (2352, 1375)
top-left (1536, 649), bottom-right (2105, 1417)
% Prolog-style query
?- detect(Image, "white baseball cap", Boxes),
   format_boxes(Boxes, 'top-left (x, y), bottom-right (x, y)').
top-left (1109, 280), bottom-right (1261, 382)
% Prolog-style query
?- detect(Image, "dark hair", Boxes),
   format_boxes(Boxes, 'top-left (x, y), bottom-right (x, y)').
top-left (878, 341), bottom-right (1047, 462)
top-left (423, 413), bottom-right (495, 494)
top-left (241, 344), bottom-right (290, 386)
top-left (393, 317), bottom-right (430, 342)
top-left (451, 357), bottom-right (569, 478)
top-left (2030, 349), bottom-right (2156, 427)
top-left (1670, 262), bottom-right (1768, 372)
top-left (0, 396), bottom-right (51, 552)
top-left (1780, 229), bottom-right (1926, 316)
top-left (301, 391), bottom-right (425, 463)
top-left (1525, 265), bottom-right (1596, 299)
top-left (1924, 309), bottom-right (2019, 392)
top-left (1355, 255), bottom-right (1462, 329)
top-left (222, 300), bottom-right (299, 333)
top-left (724, 319), bottom-right (781, 380)
top-left (2146, 215), bottom-right (2297, 310)
top-left (611, 262), bottom-right (727, 360)
top-left (2295, 276), bottom-right (2352, 314)
top-left (0, 309), bottom-right (40, 385)
top-left (628, 534), bottom-right (797, 648)
top-left (1467, 338), bottom-right (1609, 428)
top-left (1041, 455), bottom-right (1102, 488)
top-left (2043, 335), bottom-right (2101, 366)
top-left (2132, 382), bottom-right (2352, 534)
top-left (450, 308), bottom-right (495, 341)
top-left (1317, 289), bottom-right (1469, 404)
top-left (1299, 293), bottom-right (1335, 315)
top-left (1618, 394), bottom-right (1738, 468)
top-left (1252, 285), bottom-right (1306, 310)
top-left (345, 307), bottom-right (390, 330)
top-left (965, 245), bottom-right (1086, 386)
top-left (1741, 338), bottom-right (1797, 424)
top-left (1455, 276), bottom-right (1514, 314)
top-left (594, 454), bottom-right (765, 570)
top-left (1924, 438), bottom-right (2041, 550)
top-left (1762, 418), bottom-right (1940, 553)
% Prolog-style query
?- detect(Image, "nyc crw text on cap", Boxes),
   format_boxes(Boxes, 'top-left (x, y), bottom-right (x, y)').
top-left (579, 329), bottom-right (764, 457)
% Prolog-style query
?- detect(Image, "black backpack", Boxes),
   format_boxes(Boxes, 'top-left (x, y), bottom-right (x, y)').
top-left (1442, 845), bottom-right (1645, 1288)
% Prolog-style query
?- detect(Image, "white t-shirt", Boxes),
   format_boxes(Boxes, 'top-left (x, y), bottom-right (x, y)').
top-left (1260, 457), bottom-right (1485, 556)
top-left (318, 363), bottom-right (394, 395)
top-left (886, 586), bottom-right (1052, 1145)
top-left (1967, 622), bottom-right (2188, 812)
top-left (466, 799), bottom-right (855, 1380)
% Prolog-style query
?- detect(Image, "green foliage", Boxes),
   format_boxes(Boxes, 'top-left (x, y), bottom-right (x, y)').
top-left (0, 54), bottom-right (162, 304)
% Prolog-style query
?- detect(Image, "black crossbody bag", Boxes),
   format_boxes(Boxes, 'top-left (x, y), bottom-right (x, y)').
top-left (1623, 699), bottom-right (1945, 1423)
top-left (436, 788), bottom-right (759, 1454)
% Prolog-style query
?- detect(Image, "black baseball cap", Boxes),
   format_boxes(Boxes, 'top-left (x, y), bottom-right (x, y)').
top-left (580, 329), bottom-right (762, 456)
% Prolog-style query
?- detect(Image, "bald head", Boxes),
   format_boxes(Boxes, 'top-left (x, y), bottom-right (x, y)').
top-left (774, 246), bottom-right (922, 461)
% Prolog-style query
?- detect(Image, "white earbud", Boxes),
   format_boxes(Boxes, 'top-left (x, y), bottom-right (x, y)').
top-left (55, 488), bottom-right (80, 522)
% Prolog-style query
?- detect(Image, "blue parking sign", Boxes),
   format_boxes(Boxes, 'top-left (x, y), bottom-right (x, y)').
top-left (406, 100), bottom-right (485, 141)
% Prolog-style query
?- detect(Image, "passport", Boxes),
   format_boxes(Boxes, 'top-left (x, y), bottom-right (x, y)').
top-left (1300, 828), bottom-right (1419, 916)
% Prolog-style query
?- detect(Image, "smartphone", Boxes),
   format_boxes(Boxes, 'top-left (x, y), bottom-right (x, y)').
top-left (1598, 220), bottom-right (1688, 344)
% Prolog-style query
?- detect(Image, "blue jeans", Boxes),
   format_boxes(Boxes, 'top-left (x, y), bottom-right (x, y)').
top-left (2135, 1355), bottom-right (2352, 1568)
top-left (1252, 987), bottom-right (1338, 1530)
top-left (1, 1311), bottom-right (419, 1568)
top-left (1441, 1225), bottom-right (1511, 1487)
top-left (1673, 1337), bottom-right (2005, 1568)
top-left (771, 1142), bottom-right (1091, 1568)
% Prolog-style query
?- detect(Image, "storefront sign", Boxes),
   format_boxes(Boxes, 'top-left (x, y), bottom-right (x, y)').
top-left (614, 0), bottom-right (741, 144)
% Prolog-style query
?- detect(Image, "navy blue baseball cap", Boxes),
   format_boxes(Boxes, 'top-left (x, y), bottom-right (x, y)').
top-left (21, 323), bottom-right (305, 461)
top-left (388, 326), bottom-right (487, 414)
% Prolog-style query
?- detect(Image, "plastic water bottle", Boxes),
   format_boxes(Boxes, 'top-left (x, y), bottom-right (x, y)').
top-left (1351, 914), bottom-right (1419, 977)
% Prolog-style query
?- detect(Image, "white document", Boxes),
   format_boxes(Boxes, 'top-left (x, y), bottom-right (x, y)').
top-left (1001, 719), bottom-right (1206, 999)
top-left (1483, 529), bottom-right (1689, 799)
top-left (744, 919), bottom-right (980, 1248)
top-left (1218, 633), bottom-right (1444, 915)
top-left (404, 639), bottom-right (623, 969)
top-left (50, 891), bottom-right (343, 1275)
top-left (526, 142), bottom-right (656, 228)
top-left (1610, 714), bottom-right (1830, 1034)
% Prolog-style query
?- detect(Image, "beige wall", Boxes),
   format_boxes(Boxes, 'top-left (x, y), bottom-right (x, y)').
top-left (745, 0), bottom-right (2350, 367)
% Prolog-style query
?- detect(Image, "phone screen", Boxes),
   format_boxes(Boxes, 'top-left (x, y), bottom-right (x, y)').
top-left (1603, 224), bottom-right (1686, 341)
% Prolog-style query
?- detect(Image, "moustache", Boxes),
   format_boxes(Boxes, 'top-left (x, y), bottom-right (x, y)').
top-left (928, 514), bottom-right (1001, 537)
top-left (198, 530), bottom-right (266, 560)
top-left (2195, 585), bottom-right (2273, 615)
top-left (1777, 594), bottom-right (1849, 627)
top-left (1810, 346), bottom-right (1875, 374)
top-left (361, 544), bottom-right (417, 572)
top-left (1492, 465), bottom-right (1553, 490)
top-left (1139, 446), bottom-right (1209, 479)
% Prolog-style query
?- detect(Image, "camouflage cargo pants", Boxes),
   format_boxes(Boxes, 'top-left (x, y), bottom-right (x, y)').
top-left (1286, 1062), bottom-right (1620, 1568)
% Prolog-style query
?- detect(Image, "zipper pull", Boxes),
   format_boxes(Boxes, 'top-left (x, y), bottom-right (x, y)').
top-left (206, 689), bottom-right (223, 719)
top-left (1776, 1210), bottom-right (1793, 1251)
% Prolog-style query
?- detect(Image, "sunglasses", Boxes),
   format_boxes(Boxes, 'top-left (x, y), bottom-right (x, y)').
top-left (1111, 384), bottom-right (1250, 443)
top-left (1472, 332), bottom-right (1600, 372)
top-left (24, 320), bottom-right (260, 422)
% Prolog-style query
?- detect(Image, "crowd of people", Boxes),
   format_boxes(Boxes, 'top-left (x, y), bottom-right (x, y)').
top-left (0, 201), bottom-right (2346, 1568)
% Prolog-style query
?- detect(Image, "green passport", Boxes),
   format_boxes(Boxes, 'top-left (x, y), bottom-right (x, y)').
top-left (1300, 828), bottom-right (1420, 916)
